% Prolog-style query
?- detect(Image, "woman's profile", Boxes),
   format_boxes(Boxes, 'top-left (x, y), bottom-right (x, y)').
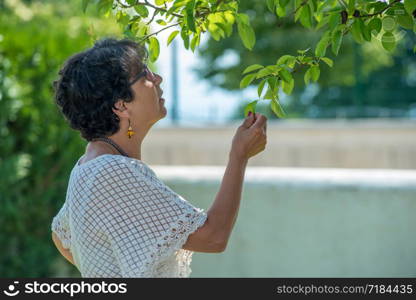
top-left (50, 37), bottom-right (268, 278)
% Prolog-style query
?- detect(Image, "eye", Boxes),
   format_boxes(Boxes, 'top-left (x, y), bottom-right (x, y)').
top-left (146, 69), bottom-right (156, 81)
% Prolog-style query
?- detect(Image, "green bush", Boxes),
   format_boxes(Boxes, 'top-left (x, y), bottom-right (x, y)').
top-left (0, 0), bottom-right (121, 277)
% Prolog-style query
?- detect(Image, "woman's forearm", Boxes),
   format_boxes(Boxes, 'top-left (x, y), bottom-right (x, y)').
top-left (206, 151), bottom-right (248, 247)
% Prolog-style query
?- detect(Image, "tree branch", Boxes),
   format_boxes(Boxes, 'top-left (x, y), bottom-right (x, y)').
top-left (137, 22), bottom-right (181, 43)
top-left (146, 6), bottom-right (158, 25)
top-left (357, 0), bottom-right (401, 18)
top-left (116, 0), bottom-right (184, 18)
top-left (293, 0), bottom-right (309, 15)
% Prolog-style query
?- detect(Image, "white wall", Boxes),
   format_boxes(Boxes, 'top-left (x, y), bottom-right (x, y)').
top-left (146, 119), bottom-right (416, 169)
top-left (152, 165), bottom-right (416, 277)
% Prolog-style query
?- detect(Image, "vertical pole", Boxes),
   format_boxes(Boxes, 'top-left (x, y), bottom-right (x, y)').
top-left (171, 38), bottom-right (179, 124)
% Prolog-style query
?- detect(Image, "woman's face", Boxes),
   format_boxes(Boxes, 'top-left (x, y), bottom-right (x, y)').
top-left (128, 66), bottom-right (167, 126)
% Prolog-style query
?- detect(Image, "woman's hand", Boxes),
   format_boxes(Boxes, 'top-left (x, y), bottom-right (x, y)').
top-left (230, 112), bottom-right (268, 161)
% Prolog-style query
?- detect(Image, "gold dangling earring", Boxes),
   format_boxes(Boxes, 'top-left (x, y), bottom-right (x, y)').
top-left (127, 118), bottom-right (135, 139)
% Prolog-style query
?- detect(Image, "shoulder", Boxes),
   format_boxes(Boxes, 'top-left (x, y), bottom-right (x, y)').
top-left (87, 154), bottom-right (157, 184)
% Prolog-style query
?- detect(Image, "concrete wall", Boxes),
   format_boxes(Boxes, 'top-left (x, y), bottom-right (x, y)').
top-left (152, 165), bottom-right (416, 277)
top-left (143, 119), bottom-right (416, 169)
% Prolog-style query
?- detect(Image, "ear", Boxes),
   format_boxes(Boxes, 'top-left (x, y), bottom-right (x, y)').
top-left (112, 99), bottom-right (130, 118)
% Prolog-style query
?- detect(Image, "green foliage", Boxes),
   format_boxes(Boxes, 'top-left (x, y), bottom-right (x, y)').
top-left (148, 36), bottom-right (160, 62)
top-left (0, 0), bottom-right (122, 277)
top-left (236, 13), bottom-right (256, 50)
top-left (167, 30), bottom-right (179, 45)
top-left (105, 0), bottom-right (415, 119)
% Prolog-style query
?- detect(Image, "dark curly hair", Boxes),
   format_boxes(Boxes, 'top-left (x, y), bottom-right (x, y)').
top-left (53, 37), bottom-right (149, 141)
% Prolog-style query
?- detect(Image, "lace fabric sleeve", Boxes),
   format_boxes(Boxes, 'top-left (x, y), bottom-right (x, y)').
top-left (51, 201), bottom-right (71, 250)
top-left (94, 159), bottom-right (208, 277)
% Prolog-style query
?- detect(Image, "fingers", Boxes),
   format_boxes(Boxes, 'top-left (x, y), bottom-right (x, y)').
top-left (241, 111), bottom-right (255, 128)
top-left (251, 113), bottom-right (267, 129)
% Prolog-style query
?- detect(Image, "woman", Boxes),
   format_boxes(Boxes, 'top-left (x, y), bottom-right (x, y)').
top-left (51, 37), bottom-right (268, 278)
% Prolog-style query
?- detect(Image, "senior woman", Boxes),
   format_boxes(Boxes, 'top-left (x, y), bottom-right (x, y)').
top-left (50, 37), bottom-right (268, 278)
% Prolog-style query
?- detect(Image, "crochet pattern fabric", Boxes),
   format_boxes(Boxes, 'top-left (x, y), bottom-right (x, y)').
top-left (51, 154), bottom-right (208, 277)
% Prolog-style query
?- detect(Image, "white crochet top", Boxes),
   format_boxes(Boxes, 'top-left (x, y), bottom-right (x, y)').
top-left (51, 154), bottom-right (207, 277)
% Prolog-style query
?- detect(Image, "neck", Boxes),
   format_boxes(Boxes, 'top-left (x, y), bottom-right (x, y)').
top-left (89, 122), bottom-right (152, 161)
top-left (108, 127), bottom-right (150, 161)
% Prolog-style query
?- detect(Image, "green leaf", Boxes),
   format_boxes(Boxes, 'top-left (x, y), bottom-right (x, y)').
top-left (137, 24), bottom-right (149, 37)
top-left (404, 0), bottom-right (416, 16)
top-left (186, 0), bottom-right (196, 33)
top-left (351, 19), bottom-right (364, 43)
top-left (256, 67), bottom-right (275, 79)
top-left (215, 22), bottom-right (233, 37)
top-left (368, 18), bottom-right (382, 35)
top-left (258, 78), bottom-right (267, 98)
top-left (267, 0), bottom-right (275, 13)
top-left (271, 98), bottom-right (286, 118)
top-left (297, 47), bottom-right (310, 55)
top-left (181, 27), bottom-right (190, 49)
top-left (347, 0), bottom-right (355, 15)
top-left (166, 0), bottom-right (187, 15)
top-left (243, 64), bottom-right (264, 74)
top-left (244, 100), bottom-right (258, 117)
top-left (315, 30), bottom-right (331, 57)
top-left (97, 0), bottom-right (113, 14)
top-left (263, 86), bottom-right (274, 99)
top-left (299, 5), bottom-right (312, 28)
top-left (167, 30), bottom-right (179, 46)
top-left (397, 14), bottom-right (414, 30)
top-left (237, 21), bottom-right (256, 50)
top-left (304, 68), bottom-right (311, 85)
top-left (310, 65), bottom-right (320, 82)
top-left (279, 68), bottom-right (292, 83)
top-left (279, 0), bottom-right (290, 8)
top-left (381, 31), bottom-right (396, 52)
top-left (316, 15), bottom-right (329, 30)
top-left (134, 5), bottom-right (149, 18)
top-left (281, 77), bottom-right (294, 95)
top-left (156, 19), bottom-right (167, 26)
top-left (360, 20), bottom-right (371, 42)
top-left (149, 37), bottom-right (160, 62)
top-left (267, 77), bottom-right (278, 92)
top-left (328, 12), bottom-right (340, 31)
top-left (190, 32), bottom-right (200, 52)
top-left (276, 5), bottom-right (287, 17)
top-left (240, 73), bottom-right (257, 89)
top-left (331, 29), bottom-right (343, 55)
top-left (208, 23), bottom-right (221, 41)
top-left (321, 57), bottom-right (333, 67)
top-left (223, 11), bottom-right (236, 25)
top-left (276, 55), bottom-right (297, 68)
top-left (81, 0), bottom-right (91, 13)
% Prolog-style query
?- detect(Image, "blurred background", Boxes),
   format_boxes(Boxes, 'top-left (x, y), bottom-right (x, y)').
top-left (1, 0), bottom-right (415, 277)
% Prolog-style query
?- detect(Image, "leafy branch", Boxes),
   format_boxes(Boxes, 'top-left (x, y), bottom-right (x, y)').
top-left (357, 0), bottom-right (401, 18)
top-left (138, 22), bottom-right (181, 43)
top-left (115, 0), bottom-right (184, 18)
top-left (90, 0), bottom-right (416, 119)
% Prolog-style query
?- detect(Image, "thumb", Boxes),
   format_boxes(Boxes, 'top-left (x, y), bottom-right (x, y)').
top-left (241, 111), bottom-right (255, 128)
